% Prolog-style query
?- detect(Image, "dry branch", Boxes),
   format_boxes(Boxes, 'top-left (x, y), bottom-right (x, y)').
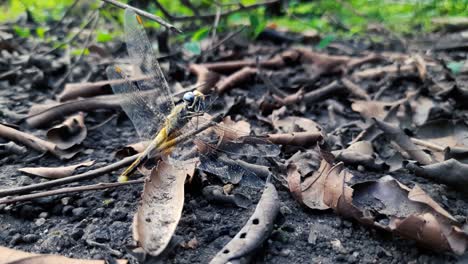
top-left (0, 179), bottom-right (143, 205)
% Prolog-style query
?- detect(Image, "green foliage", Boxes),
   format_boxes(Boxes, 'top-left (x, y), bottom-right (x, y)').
top-left (316, 34), bottom-right (335, 49)
top-left (96, 30), bottom-right (113, 43)
top-left (447, 61), bottom-right (464, 75)
top-left (183, 41), bottom-right (201, 55)
top-left (249, 13), bottom-right (267, 39)
top-left (13, 25), bottom-right (30, 38)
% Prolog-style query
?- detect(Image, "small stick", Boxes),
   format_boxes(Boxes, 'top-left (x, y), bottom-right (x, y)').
top-left (0, 180), bottom-right (144, 204)
top-left (101, 0), bottom-right (182, 33)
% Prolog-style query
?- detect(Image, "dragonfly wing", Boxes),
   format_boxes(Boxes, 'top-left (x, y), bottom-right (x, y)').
top-left (124, 8), bottom-right (175, 119)
top-left (106, 66), bottom-right (163, 140)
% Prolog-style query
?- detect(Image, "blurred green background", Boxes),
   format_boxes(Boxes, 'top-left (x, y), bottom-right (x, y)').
top-left (1, 0), bottom-right (467, 53)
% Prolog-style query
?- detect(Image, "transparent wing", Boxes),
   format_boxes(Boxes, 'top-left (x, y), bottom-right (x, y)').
top-left (123, 8), bottom-right (175, 119)
top-left (106, 66), bottom-right (163, 140)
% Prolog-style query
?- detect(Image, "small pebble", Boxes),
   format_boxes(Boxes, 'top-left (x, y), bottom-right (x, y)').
top-left (35, 218), bottom-right (46, 227)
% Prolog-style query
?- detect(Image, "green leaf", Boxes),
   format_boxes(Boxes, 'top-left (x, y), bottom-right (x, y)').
top-left (316, 34), bottom-right (335, 49)
top-left (96, 31), bottom-right (113, 43)
top-left (13, 25), bottom-right (30, 38)
top-left (447, 61), bottom-right (464, 75)
top-left (192, 27), bottom-right (210, 41)
top-left (36, 27), bottom-right (46, 39)
top-left (249, 14), bottom-right (266, 38)
top-left (71, 48), bottom-right (90, 56)
top-left (183, 41), bottom-right (201, 55)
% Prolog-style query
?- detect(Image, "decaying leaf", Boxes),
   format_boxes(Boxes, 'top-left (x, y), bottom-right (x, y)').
top-left (267, 132), bottom-right (323, 147)
top-left (373, 118), bottom-right (435, 165)
top-left (46, 112), bottom-right (87, 150)
top-left (0, 246), bottom-right (127, 264)
top-left (406, 159), bottom-right (468, 190)
top-left (300, 159), bottom-right (335, 210)
top-left (333, 141), bottom-right (386, 170)
top-left (0, 141), bottom-right (27, 156)
top-left (271, 108), bottom-right (324, 134)
top-left (320, 162), bottom-right (468, 254)
top-left (133, 160), bottom-right (196, 256)
top-left (202, 185), bottom-right (251, 208)
top-left (209, 182), bottom-right (279, 264)
top-left (18, 160), bottom-right (94, 179)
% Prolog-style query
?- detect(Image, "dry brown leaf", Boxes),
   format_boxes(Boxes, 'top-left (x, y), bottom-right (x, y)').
top-left (300, 159), bottom-right (334, 210)
top-left (271, 109), bottom-right (324, 134)
top-left (133, 160), bottom-right (196, 256)
top-left (321, 163), bottom-right (468, 254)
top-left (210, 182), bottom-right (279, 264)
top-left (267, 132), bottom-right (323, 147)
top-left (18, 160), bottom-right (94, 179)
top-left (373, 118), bottom-right (435, 165)
top-left (333, 141), bottom-right (386, 170)
top-left (0, 246), bottom-right (127, 264)
top-left (407, 159), bottom-right (468, 190)
top-left (213, 116), bottom-right (251, 141)
top-left (46, 112), bottom-right (87, 150)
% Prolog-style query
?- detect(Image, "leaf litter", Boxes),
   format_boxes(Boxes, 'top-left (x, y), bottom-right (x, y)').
top-left (1, 3), bottom-right (468, 263)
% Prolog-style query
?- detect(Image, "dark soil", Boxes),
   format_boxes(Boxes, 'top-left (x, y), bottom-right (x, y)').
top-left (1, 18), bottom-right (468, 264)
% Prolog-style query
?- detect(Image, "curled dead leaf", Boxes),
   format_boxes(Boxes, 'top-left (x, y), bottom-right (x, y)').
top-left (115, 141), bottom-right (150, 159)
top-left (209, 182), bottom-right (279, 264)
top-left (18, 160), bottom-right (94, 179)
top-left (202, 185), bottom-right (251, 208)
top-left (0, 123), bottom-right (79, 160)
top-left (46, 112), bottom-right (87, 150)
top-left (406, 159), bottom-right (468, 190)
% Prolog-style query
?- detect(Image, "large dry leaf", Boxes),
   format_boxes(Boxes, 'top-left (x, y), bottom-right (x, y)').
top-left (18, 160), bottom-right (94, 179)
top-left (321, 163), bottom-right (468, 255)
top-left (46, 112), bottom-right (87, 150)
top-left (132, 160), bottom-right (196, 256)
top-left (416, 119), bottom-right (468, 149)
top-left (209, 182), bottom-right (279, 264)
top-left (0, 246), bottom-right (127, 264)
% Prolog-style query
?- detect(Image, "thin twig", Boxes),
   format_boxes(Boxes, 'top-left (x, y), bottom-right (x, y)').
top-left (0, 180), bottom-right (144, 204)
top-left (101, 0), bottom-right (182, 33)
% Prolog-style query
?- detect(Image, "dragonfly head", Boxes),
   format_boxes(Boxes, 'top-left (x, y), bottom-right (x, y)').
top-left (183, 91), bottom-right (206, 113)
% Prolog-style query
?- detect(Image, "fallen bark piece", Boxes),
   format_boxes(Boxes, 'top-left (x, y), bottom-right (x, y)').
top-left (46, 112), bottom-right (87, 149)
top-left (209, 182), bottom-right (279, 264)
top-left (352, 64), bottom-right (416, 79)
top-left (189, 64), bottom-right (221, 94)
top-left (406, 159), bottom-right (468, 190)
top-left (215, 67), bottom-right (257, 94)
top-left (0, 124), bottom-right (79, 160)
top-left (202, 185), bottom-right (251, 208)
top-left (26, 94), bottom-right (123, 128)
top-left (18, 160), bottom-right (94, 179)
top-left (58, 76), bottom-right (150, 101)
top-left (0, 245), bottom-right (127, 264)
top-left (133, 160), bottom-right (196, 256)
top-left (267, 132), bottom-right (323, 147)
top-left (373, 118), bottom-right (435, 165)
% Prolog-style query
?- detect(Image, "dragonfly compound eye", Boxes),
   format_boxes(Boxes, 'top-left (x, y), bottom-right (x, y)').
top-left (183, 92), bottom-right (195, 104)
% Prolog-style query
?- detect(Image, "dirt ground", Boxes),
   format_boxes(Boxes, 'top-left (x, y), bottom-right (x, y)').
top-left (1, 20), bottom-right (468, 264)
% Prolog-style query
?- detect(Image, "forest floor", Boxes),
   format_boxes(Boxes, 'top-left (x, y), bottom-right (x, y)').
top-left (1, 13), bottom-right (468, 264)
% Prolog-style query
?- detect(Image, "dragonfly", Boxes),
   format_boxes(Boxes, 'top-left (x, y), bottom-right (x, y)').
top-left (107, 8), bottom-right (279, 186)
